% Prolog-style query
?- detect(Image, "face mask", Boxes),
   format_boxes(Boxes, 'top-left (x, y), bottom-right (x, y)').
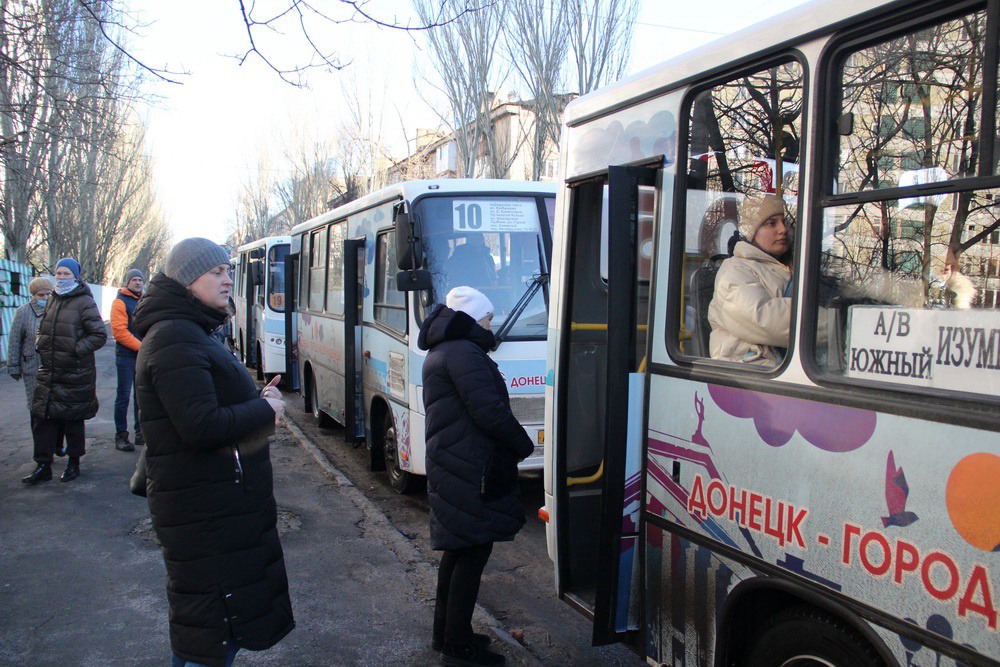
top-left (55, 277), bottom-right (76, 294)
top-left (36, 299), bottom-right (47, 308)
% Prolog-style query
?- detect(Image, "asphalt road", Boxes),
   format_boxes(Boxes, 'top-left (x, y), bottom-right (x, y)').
top-left (0, 329), bottom-right (640, 666)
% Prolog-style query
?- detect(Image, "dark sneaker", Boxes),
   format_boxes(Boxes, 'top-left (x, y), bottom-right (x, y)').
top-left (433, 632), bottom-right (490, 652)
top-left (60, 461), bottom-right (80, 482)
top-left (134, 431), bottom-right (144, 448)
top-left (441, 642), bottom-right (505, 666)
top-left (115, 431), bottom-right (134, 452)
top-left (21, 464), bottom-right (52, 485)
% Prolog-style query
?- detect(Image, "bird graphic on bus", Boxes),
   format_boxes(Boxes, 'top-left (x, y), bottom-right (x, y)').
top-left (881, 450), bottom-right (919, 528)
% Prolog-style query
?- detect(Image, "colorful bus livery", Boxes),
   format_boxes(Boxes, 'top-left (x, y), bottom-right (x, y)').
top-left (542, 0), bottom-right (1000, 665)
top-left (294, 179), bottom-right (556, 493)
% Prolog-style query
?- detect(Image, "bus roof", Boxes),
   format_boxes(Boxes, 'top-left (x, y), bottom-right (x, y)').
top-left (564, 0), bottom-right (903, 127)
top-left (236, 235), bottom-right (291, 254)
top-left (290, 179), bottom-right (557, 236)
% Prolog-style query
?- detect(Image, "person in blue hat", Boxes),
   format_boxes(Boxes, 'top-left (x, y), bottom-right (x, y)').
top-left (22, 257), bottom-right (107, 485)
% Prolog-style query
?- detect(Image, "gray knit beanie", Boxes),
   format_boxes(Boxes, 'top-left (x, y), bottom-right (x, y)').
top-left (123, 268), bottom-right (145, 285)
top-left (164, 238), bottom-right (231, 286)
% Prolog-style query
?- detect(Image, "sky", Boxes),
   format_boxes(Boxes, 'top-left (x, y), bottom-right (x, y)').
top-left (126, 0), bottom-right (809, 245)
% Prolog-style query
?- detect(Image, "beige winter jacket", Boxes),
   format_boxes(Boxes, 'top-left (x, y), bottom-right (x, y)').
top-left (708, 241), bottom-right (792, 365)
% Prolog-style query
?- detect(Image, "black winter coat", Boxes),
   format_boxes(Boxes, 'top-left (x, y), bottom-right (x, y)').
top-left (418, 304), bottom-right (534, 551)
top-left (32, 281), bottom-right (107, 420)
top-left (134, 273), bottom-right (293, 666)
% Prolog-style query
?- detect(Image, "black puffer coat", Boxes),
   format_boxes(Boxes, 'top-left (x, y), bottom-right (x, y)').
top-left (32, 281), bottom-right (107, 420)
top-left (418, 304), bottom-right (534, 551)
top-left (134, 273), bottom-right (293, 666)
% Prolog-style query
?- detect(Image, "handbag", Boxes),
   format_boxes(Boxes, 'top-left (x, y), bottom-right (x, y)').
top-left (129, 446), bottom-right (148, 497)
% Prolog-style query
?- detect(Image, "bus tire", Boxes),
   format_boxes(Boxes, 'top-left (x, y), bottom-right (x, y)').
top-left (382, 411), bottom-right (416, 495)
top-left (746, 606), bottom-right (883, 667)
top-left (309, 373), bottom-right (333, 428)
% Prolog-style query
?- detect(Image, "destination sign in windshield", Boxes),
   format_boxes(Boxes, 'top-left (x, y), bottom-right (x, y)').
top-left (452, 199), bottom-right (538, 233)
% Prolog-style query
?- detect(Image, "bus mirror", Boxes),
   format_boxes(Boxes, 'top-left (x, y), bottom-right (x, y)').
top-left (393, 202), bottom-right (423, 270)
top-left (396, 269), bottom-right (432, 292)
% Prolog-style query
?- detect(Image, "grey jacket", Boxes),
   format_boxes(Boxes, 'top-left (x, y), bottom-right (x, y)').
top-left (6, 300), bottom-right (46, 377)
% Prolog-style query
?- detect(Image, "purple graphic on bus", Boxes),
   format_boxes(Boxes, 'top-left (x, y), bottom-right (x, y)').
top-left (707, 384), bottom-right (876, 452)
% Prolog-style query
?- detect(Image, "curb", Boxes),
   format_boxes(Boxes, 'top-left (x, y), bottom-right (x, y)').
top-left (281, 413), bottom-right (539, 665)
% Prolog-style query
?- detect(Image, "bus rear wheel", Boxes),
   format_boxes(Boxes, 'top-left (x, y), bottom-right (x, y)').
top-left (382, 412), bottom-right (416, 495)
top-left (746, 606), bottom-right (883, 667)
top-left (309, 373), bottom-right (332, 427)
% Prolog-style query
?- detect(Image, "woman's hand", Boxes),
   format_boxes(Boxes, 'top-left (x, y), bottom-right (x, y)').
top-left (264, 396), bottom-right (285, 423)
top-left (261, 374), bottom-right (281, 400)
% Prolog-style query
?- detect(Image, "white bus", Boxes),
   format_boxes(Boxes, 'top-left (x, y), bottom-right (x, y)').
top-left (293, 179), bottom-right (556, 493)
top-left (543, 1), bottom-right (1000, 665)
top-left (233, 235), bottom-right (292, 382)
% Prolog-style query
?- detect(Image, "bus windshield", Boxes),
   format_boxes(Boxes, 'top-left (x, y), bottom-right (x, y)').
top-left (416, 195), bottom-right (550, 339)
top-left (267, 244), bottom-right (290, 312)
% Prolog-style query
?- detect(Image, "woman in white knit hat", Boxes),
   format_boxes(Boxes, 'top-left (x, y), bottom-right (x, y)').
top-left (417, 286), bottom-right (534, 666)
top-left (707, 194), bottom-right (793, 365)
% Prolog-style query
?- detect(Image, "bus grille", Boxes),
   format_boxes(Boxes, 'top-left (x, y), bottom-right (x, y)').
top-left (510, 395), bottom-right (545, 424)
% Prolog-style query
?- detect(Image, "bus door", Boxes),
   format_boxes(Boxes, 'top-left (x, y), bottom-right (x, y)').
top-left (283, 252), bottom-right (299, 391)
top-left (556, 165), bottom-right (657, 645)
top-left (343, 238), bottom-right (366, 445)
top-left (244, 253), bottom-right (259, 367)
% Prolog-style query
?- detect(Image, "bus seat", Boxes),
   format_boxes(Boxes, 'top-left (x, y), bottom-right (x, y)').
top-left (688, 264), bottom-right (719, 357)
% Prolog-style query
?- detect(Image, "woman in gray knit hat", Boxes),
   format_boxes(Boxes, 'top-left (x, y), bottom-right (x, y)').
top-left (133, 238), bottom-right (293, 666)
top-left (6, 277), bottom-right (54, 409)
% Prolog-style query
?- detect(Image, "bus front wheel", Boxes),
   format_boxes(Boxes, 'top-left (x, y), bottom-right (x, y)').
top-left (382, 412), bottom-right (416, 495)
top-left (746, 606), bottom-right (883, 667)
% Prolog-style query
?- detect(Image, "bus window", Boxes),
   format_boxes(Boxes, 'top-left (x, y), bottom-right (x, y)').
top-left (677, 59), bottom-right (803, 365)
top-left (326, 222), bottom-right (345, 315)
top-left (268, 244), bottom-right (289, 312)
top-left (813, 8), bottom-right (1000, 398)
top-left (375, 231), bottom-right (407, 334)
top-left (309, 227), bottom-right (327, 311)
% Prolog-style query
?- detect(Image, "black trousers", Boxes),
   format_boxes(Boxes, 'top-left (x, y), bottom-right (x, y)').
top-left (32, 417), bottom-right (85, 464)
top-left (434, 541), bottom-right (494, 645)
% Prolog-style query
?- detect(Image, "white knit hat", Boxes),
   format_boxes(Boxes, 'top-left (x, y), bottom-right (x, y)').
top-left (739, 194), bottom-right (786, 242)
top-left (446, 286), bottom-right (494, 322)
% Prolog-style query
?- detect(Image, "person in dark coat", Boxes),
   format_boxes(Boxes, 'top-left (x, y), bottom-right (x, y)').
top-left (418, 286), bottom-right (534, 667)
top-left (22, 258), bottom-right (107, 485)
top-left (133, 238), bottom-right (293, 667)
top-left (6, 277), bottom-right (54, 409)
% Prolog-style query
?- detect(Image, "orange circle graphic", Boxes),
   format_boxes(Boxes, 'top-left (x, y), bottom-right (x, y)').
top-left (946, 453), bottom-right (1000, 552)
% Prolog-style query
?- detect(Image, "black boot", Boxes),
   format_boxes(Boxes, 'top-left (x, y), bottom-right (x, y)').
top-left (441, 642), bottom-right (505, 666)
top-left (21, 464), bottom-right (53, 485)
top-left (115, 431), bottom-right (134, 452)
top-left (61, 459), bottom-right (80, 482)
top-left (433, 632), bottom-right (490, 652)
top-left (134, 431), bottom-right (144, 448)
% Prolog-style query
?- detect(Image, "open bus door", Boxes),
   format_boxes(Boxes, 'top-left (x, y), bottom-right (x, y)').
top-left (244, 254), bottom-right (259, 368)
top-left (555, 165), bottom-right (656, 646)
top-left (343, 238), bottom-right (366, 446)
top-left (283, 253), bottom-right (299, 391)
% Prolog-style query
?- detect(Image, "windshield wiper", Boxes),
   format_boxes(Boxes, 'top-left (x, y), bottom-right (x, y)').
top-left (493, 271), bottom-right (548, 350)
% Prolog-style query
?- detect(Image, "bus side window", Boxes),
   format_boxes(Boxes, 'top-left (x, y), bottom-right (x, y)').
top-left (326, 222), bottom-right (345, 316)
top-left (375, 231), bottom-right (407, 334)
top-left (813, 8), bottom-right (1000, 398)
top-left (676, 59), bottom-right (803, 367)
top-left (309, 227), bottom-right (327, 312)
top-left (298, 233), bottom-right (311, 311)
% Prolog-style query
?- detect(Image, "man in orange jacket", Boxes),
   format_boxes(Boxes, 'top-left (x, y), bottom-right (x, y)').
top-left (111, 269), bottom-right (144, 451)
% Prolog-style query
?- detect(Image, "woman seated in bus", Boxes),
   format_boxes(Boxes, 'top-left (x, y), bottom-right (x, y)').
top-left (708, 194), bottom-right (792, 366)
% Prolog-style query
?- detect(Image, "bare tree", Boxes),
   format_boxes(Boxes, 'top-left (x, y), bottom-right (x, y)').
top-left (505, 0), bottom-right (570, 180)
top-left (228, 152), bottom-right (281, 247)
top-left (568, 0), bottom-right (640, 96)
top-left (335, 67), bottom-right (394, 203)
top-left (414, 0), bottom-right (512, 178)
top-left (275, 122), bottom-right (340, 226)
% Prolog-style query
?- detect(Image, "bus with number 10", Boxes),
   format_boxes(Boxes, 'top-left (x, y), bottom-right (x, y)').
top-left (293, 179), bottom-right (556, 493)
